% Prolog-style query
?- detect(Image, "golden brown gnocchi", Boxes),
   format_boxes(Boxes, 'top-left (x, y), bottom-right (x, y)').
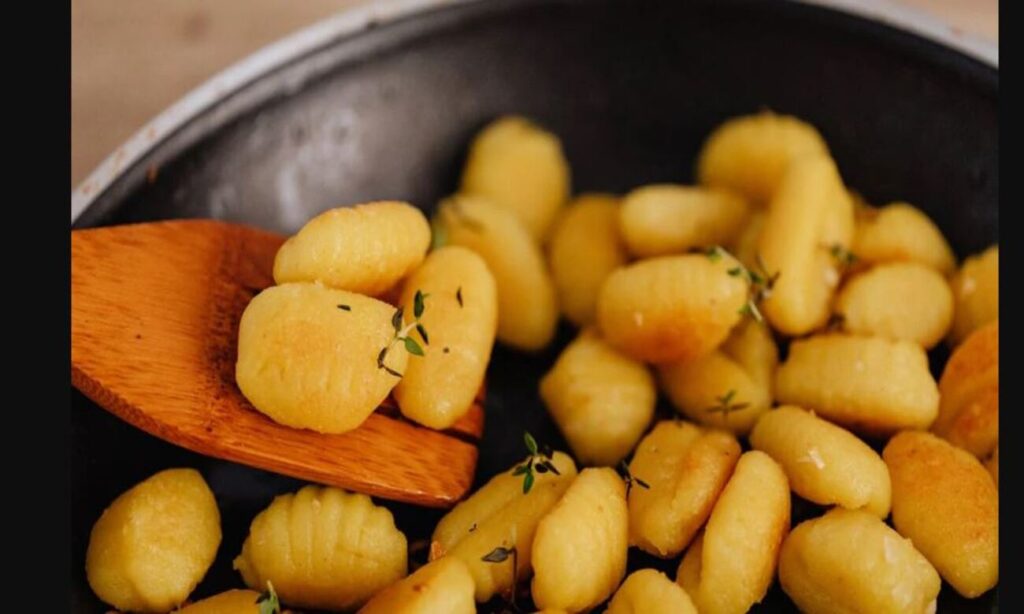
top-left (948, 245), bottom-right (999, 345)
top-left (618, 184), bottom-right (749, 258)
top-left (460, 115), bottom-right (571, 240)
top-left (934, 320), bottom-right (998, 458)
top-left (853, 202), bottom-right (956, 274)
top-left (531, 468), bottom-right (628, 612)
top-left (606, 569), bottom-right (698, 614)
top-left (393, 246), bottom-right (498, 429)
top-left (176, 590), bottom-right (261, 613)
top-left (758, 154), bottom-right (854, 335)
top-left (628, 421), bottom-right (741, 558)
top-left (437, 194), bottom-right (559, 351)
top-left (835, 262), bottom-right (953, 348)
top-left (273, 201), bottom-right (431, 295)
top-left (750, 405), bottom-right (891, 517)
top-left (431, 451), bottom-right (578, 602)
top-left (236, 283), bottom-right (407, 433)
top-left (547, 193), bottom-right (628, 326)
top-left (234, 485), bottom-right (408, 611)
top-left (676, 451), bottom-right (790, 614)
top-left (358, 557), bottom-right (475, 614)
top-left (775, 333), bottom-right (939, 436)
top-left (86, 469), bottom-right (221, 613)
top-left (884, 431), bottom-right (999, 598)
top-left (658, 319), bottom-right (778, 435)
top-left (595, 253), bottom-right (748, 363)
top-left (696, 111), bottom-right (829, 205)
top-left (539, 329), bottom-right (655, 466)
top-left (986, 446), bottom-right (998, 486)
top-left (778, 508), bottom-right (940, 614)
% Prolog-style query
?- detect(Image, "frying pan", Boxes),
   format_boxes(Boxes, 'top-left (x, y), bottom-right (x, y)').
top-left (71, 0), bottom-right (998, 611)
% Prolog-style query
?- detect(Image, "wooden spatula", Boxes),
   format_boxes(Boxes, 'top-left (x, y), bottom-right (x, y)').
top-left (71, 220), bottom-right (484, 508)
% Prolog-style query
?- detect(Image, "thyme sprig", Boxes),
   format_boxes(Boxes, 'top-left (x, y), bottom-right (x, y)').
top-left (481, 544), bottom-right (520, 611)
top-left (706, 389), bottom-right (750, 423)
top-left (511, 432), bottom-right (559, 494)
top-left (376, 290), bottom-right (430, 378)
top-left (256, 581), bottom-right (281, 614)
top-left (617, 459), bottom-right (651, 496)
top-left (828, 243), bottom-right (858, 270)
top-left (708, 246), bottom-right (779, 323)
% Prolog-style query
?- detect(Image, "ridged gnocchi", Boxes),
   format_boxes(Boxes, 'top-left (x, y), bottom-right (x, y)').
top-left (934, 320), bottom-right (998, 458)
top-left (948, 245), bottom-right (999, 345)
top-left (676, 451), bottom-right (790, 614)
top-left (778, 508), bottom-right (940, 614)
top-left (596, 253), bottom-right (748, 363)
top-left (628, 421), bottom-right (741, 558)
top-left (758, 154), bottom-right (854, 335)
top-left (273, 201), bottom-right (431, 296)
top-left (86, 469), bottom-right (221, 613)
top-left (437, 194), bottom-right (559, 351)
top-left (236, 283), bottom-right (406, 433)
top-left (606, 569), bottom-right (698, 614)
top-left (358, 557), bottom-right (475, 614)
top-left (775, 333), bottom-right (939, 436)
top-left (696, 111), bottom-right (829, 205)
top-left (618, 184), bottom-right (749, 258)
top-left (539, 329), bottom-right (655, 466)
top-left (750, 406), bottom-right (891, 517)
top-left (853, 202), bottom-right (956, 274)
top-left (658, 319), bottom-right (778, 435)
top-left (430, 451), bottom-right (578, 602)
top-left (884, 431), bottom-right (999, 598)
top-left (234, 486), bottom-right (408, 611)
top-left (176, 590), bottom-right (261, 613)
top-left (547, 193), bottom-right (628, 326)
top-left (393, 246), bottom-right (498, 429)
top-left (835, 262), bottom-right (953, 348)
top-left (531, 468), bottom-right (628, 612)
top-left (460, 115), bottom-right (571, 239)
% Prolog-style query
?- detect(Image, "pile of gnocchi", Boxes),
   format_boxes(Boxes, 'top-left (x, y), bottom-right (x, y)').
top-left (86, 111), bottom-right (998, 613)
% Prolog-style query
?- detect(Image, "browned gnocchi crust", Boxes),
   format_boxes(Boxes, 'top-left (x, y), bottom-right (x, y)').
top-left (934, 320), bottom-right (998, 458)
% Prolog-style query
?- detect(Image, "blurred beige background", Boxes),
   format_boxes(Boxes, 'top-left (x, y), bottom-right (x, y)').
top-left (71, 0), bottom-right (997, 187)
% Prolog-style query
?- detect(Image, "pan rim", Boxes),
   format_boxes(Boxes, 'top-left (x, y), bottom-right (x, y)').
top-left (69, 0), bottom-right (997, 223)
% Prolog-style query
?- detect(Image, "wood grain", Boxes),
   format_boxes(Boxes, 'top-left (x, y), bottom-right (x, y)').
top-left (71, 220), bottom-right (483, 508)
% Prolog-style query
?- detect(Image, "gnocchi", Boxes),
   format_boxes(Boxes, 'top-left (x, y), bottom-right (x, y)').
top-left (948, 245), bottom-right (999, 345)
top-left (460, 115), bottom-right (571, 240)
top-left (696, 110), bottom-right (829, 205)
top-left (547, 193), bottom-right (629, 326)
top-left (595, 253), bottom-right (748, 363)
top-left (531, 468), bottom-right (628, 612)
top-left (358, 557), bottom-right (475, 614)
top-left (933, 320), bottom-right (998, 458)
top-left (853, 202), bottom-right (956, 274)
top-left (437, 194), bottom-right (559, 351)
top-left (618, 184), bottom-right (749, 258)
top-left (430, 451), bottom-right (578, 602)
top-left (750, 405), bottom-right (891, 517)
top-left (676, 451), bottom-right (790, 614)
top-left (273, 201), bottom-right (431, 296)
top-left (176, 590), bottom-right (261, 613)
top-left (778, 508), bottom-right (940, 614)
top-left (86, 469), bottom-right (221, 613)
top-left (775, 333), bottom-right (939, 436)
top-left (539, 329), bottom-right (656, 466)
top-left (728, 209), bottom-right (766, 270)
top-left (393, 246), bottom-right (498, 429)
top-left (986, 446), bottom-right (998, 486)
top-left (658, 319), bottom-right (778, 435)
top-left (835, 262), bottom-right (953, 348)
top-left (628, 421), bottom-right (741, 557)
top-left (606, 569), bottom-right (698, 614)
top-left (758, 154), bottom-right (854, 335)
top-left (234, 485), bottom-right (408, 611)
top-left (236, 283), bottom-right (407, 433)
top-left (883, 431), bottom-right (999, 598)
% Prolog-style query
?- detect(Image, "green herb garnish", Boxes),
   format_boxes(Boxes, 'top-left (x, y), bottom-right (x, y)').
top-left (511, 432), bottom-right (559, 494)
top-left (377, 290), bottom-right (430, 377)
top-left (829, 243), bottom-right (858, 268)
top-left (617, 459), bottom-right (650, 496)
top-left (706, 389), bottom-right (750, 423)
top-left (481, 544), bottom-right (520, 610)
top-left (715, 248), bottom-right (779, 323)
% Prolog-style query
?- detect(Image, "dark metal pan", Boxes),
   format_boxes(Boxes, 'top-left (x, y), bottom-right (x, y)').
top-left (71, 0), bottom-right (997, 611)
